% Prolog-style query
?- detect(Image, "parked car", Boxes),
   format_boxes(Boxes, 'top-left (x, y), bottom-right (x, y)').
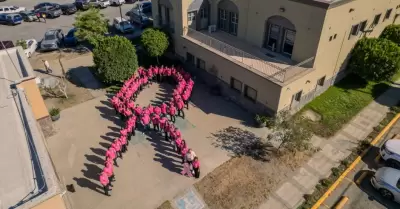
top-left (0, 13), bottom-right (22, 25)
top-left (110, 0), bottom-right (125, 6)
top-left (60, 3), bottom-right (77, 15)
top-left (34, 2), bottom-right (60, 10)
top-left (0, 6), bottom-right (26, 14)
top-left (380, 139), bottom-right (400, 168)
top-left (113, 17), bottom-right (134, 33)
top-left (89, 0), bottom-right (110, 8)
top-left (24, 39), bottom-right (38, 58)
top-left (371, 167), bottom-right (400, 203)
top-left (19, 10), bottom-right (39, 22)
top-left (125, 0), bottom-right (144, 4)
top-left (35, 6), bottom-right (62, 18)
top-left (130, 8), bottom-right (151, 27)
top-left (75, 0), bottom-right (90, 10)
top-left (40, 29), bottom-right (64, 51)
top-left (135, 1), bottom-right (151, 13)
top-left (64, 28), bottom-right (78, 46)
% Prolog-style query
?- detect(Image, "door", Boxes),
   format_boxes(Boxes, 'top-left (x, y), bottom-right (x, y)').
top-left (290, 90), bottom-right (303, 109)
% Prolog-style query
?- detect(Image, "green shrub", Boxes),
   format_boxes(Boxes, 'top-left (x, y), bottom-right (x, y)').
top-left (93, 36), bottom-right (138, 84)
top-left (348, 38), bottom-right (400, 82)
top-left (141, 28), bottom-right (169, 63)
top-left (380, 24), bottom-right (400, 45)
top-left (15, 39), bottom-right (27, 50)
top-left (331, 167), bottom-right (340, 177)
top-left (320, 178), bottom-right (332, 187)
top-left (49, 108), bottom-right (60, 116)
top-left (340, 159), bottom-right (350, 167)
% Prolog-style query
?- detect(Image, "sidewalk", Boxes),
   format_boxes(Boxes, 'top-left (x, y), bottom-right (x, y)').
top-left (259, 83), bottom-right (400, 209)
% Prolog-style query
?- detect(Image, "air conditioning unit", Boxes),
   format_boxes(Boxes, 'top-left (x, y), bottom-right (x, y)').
top-left (208, 25), bottom-right (216, 33)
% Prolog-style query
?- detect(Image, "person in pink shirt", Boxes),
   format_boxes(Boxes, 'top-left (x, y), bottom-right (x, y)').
top-left (104, 162), bottom-right (115, 184)
top-left (127, 100), bottom-right (135, 110)
top-left (168, 103), bottom-right (177, 123)
top-left (176, 98), bottom-right (185, 118)
top-left (169, 125), bottom-right (176, 141)
top-left (160, 102), bottom-right (168, 117)
top-left (134, 105), bottom-right (142, 116)
top-left (142, 107), bottom-right (150, 116)
top-left (164, 121), bottom-right (171, 141)
top-left (141, 112), bottom-right (151, 134)
top-left (192, 157), bottom-right (200, 178)
top-left (119, 136), bottom-right (127, 153)
top-left (154, 106), bottom-right (161, 116)
top-left (143, 76), bottom-right (149, 88)
top-left (181, 145), bottom-right (188, 164)
top-left (112, 141), bottom-right (122, 159)
top-left (151, 114), bottom-right (160, 131)
top-left (153, 67), bottom-right (160, 82)
top-left (175, 128), bottom-right (181, 139)
top-left (182, 90), bottom-right (190, 109)
top-left (105, 147), bottom-right (117, 166)
top-left (175, 136), bottom-right (182, 153)
top-left (100, 171), bottom-right (110, 196)
top-left (159, 116), bottom-right (167, 132)
top-left (147, 104), bottom-right (154, 115)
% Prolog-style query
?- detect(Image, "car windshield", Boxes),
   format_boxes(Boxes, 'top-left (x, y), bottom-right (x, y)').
top-left (44, 34), bottom-right (56, 40)
top-left (121, 21), bottom-right (130, 27)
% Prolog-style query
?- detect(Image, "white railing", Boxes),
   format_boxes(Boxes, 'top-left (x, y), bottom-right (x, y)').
top-left (184, 27), bottom-right (314, 82)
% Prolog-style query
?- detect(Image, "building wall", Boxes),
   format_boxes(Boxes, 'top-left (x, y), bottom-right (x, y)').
top-left (17, 78), bottom-right (49, 120)
top-left (31, 194), bottom-right (66, 209)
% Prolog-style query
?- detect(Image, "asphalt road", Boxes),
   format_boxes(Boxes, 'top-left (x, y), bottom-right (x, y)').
top-left (0, 0), bottom-right (137, 42)
top-left (322, 121), bottom-right (400, 209)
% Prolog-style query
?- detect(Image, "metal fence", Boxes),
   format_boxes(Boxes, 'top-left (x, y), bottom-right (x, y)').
top-left (185, 27), bottom-right (314, 83)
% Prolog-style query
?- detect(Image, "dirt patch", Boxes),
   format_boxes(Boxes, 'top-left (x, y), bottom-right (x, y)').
top-left (157, 201), bottom-right (174, 209)
top-left (302, 109), bottom-right (321, 122)
top-left (195, 151), bottom-right (312, 209)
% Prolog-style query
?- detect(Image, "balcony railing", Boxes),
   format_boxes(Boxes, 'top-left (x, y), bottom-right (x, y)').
top-left (184, 27), bottom-right (314, 83)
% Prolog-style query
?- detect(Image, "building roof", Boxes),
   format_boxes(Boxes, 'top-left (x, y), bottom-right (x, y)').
top-left (0, 47), bottom-right (61, 209)
top-left (188, 0), bottom-right (204, 12)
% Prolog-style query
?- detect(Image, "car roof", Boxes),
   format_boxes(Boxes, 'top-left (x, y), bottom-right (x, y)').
top-left (45, 29), bottom-right (59, 35)
top-left (376, 167), bottom-right (400, 188)
top-left (385, 139), bottom-right (400, 154)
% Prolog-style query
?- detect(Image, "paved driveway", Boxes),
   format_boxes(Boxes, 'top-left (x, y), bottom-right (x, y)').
top-left (46, 82), bottom-right (266, 209)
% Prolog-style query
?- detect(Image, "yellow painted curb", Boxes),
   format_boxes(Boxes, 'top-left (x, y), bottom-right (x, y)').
top-left (333, 196), bottom-right (349, 209)
top-left (310, 113), bottom-right (400, 209)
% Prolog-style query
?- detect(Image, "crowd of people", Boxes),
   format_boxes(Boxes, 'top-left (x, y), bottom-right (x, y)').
top-left (99, 66), bottom-right (201, 196)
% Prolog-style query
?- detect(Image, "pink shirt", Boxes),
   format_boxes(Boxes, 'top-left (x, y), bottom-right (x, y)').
top-left (175, 137), bottom-right (182, 147)
top-left (134, 107), bottom-right (142, 115)
top-left (120, 129), bottom-right (128, 136)
top-left (128, 101), bottom-right (135, 109)
top-left (141, 114), bottom-right (150, 125)
top-left (104, 164), bottom-right (113, 177)
top-left (119, 136), bottom-right (127, 145)
top-left (106, 148), bottom-right (116, 159)
top-left (176, 100), bottom-right (184, 110)
top-left (182, 91), bottom-right (190, 101)
top-left (154, 106), bottom-right (161, 115)
top-left (152, 115), bottom-right (160, 124)
top-left (143, 108), bottom-right (150, 115)
top-left (181, 147), bottom-right (188, 157)
top-left (161, 103), bottom-right (167, 114)
top-left (169, 105), bottom-right (176, 115)
top-left (153, 67), bottom-right (159, 74)
top-left (159, 117), bottom-right (167, 129)
top-left (175, 129), bottom-right (181, 138)
top-left (99, 172), bottom-right (109, 186)
top-left (112, 141), bottom-right (121, 152)
top-left (193, 160), bottom-right (200, 168)
top-left (148, 105), bottom-right (154, 114)
top-left (124, 108), bottom-right (132, 117)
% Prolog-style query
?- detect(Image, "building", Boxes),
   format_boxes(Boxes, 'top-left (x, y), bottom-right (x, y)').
top-left (151, 0), bottom-right (400, 114)
top-left (0, 47), bottom-right (67, 209)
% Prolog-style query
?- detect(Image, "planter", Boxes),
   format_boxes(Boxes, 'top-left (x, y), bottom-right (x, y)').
top-left (51, 114), bottom-right (60, 121)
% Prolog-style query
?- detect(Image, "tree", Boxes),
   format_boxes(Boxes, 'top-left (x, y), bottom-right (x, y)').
top-left (348, 38), bottom-right (400, 82)
top-left (267, 111), bottom-right (313, 153)
top-left (93, 36), bottom-right (138, 84)
top-left (380, 24), bottom-right (400, 45)
top-left (141, 28), bottom-right (169, 63)
top-left (73, 8), bottom-right (108, 44)
top-left (15, 39), bottom-right (27, 49)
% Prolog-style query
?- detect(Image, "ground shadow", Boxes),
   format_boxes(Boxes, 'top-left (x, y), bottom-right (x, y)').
top-left (90, 147), bottom-right (106, 157)
top-left (360, 145), bottom-right (382, 170)
top-left (95, 105), bottom-right (122, 125)
top-left (66, 66), bottom-right (104, 90)
top-left (72, 177), bottom-right (103, 194)
top-left (85, 154), bottom-right (105, 165)
top-left (81, 163), bottom-right (102, 181)
top-left (211, 126), bottom-right (274, 161)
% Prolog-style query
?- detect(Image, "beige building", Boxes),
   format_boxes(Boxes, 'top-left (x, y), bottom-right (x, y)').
top-left (151, 0), bottom-right (400, 114)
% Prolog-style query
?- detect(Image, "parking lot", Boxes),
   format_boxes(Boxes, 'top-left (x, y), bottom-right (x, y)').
top-left (0, 0), bottom-right (140, 42)
top-left (321, 117), bottom-right (400, 209)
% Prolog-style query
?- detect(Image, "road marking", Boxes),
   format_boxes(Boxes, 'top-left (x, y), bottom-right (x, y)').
top-left (311, 113), bottom-right (400, 209)
top-left (343, 177), bottom-right (356, 185)
top-left (374, 154), bottom-right (381, 163)
top-left (321, 202), bottom-right (330, 209)
top-left (334, 196), bottom-right (349, 209)
top-left (355, 172), bottom-right (368, 185)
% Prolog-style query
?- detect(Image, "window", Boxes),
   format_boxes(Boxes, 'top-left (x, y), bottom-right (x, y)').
top-left (317, 76), bottom-right (326, 86)
top-left (385, 9), bottom-right (393, 20)
top-left (229, 12), bottom-right (239, 35)
top-left (359, 20), bottom-right (367, 32)
top-left (200, 8), bottom-right (208, 18)
top-left (244, 85), bottom-right (257, 102)
top-left (188, 12), bottom-right (196, 21)
top-left (218, 9), bottom-right (228, 31)
top-left (27, 40), bottom-right (34, 48)
top-left (294, 91), bottom-right (302, 102)
top-left (230, 77), bottom-right (242, 92)
top-left (351, 24), bottom-right (360, 36)
top-left (282, 29), bottom-right (295, 56)
top-left (334, 34), bottom-right (337, 39)
top-left (266, 24), bottom-right (280, 51)
top-left (186, 52), bottom-right (195, 64)
top-left (196, 58), bottom-right (205, 70)
top-left (373, 14), bottom-right (381, 25)
top-left (329, 36), bottom-right (332, 41)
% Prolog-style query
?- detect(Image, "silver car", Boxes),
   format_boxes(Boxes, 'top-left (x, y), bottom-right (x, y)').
top-left (371, 167), bottom-right (400, 203)
top-left (40, 29), bottom-right (64, 51)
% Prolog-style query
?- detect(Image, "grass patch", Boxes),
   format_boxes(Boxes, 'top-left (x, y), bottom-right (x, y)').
top-left (298, 103), bottom-right (400, 209)
top-left (301, 74), bottom-right (391, 137)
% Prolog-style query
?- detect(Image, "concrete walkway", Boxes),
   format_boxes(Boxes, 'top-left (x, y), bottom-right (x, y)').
top-left (259, 83), bottom-right (400, 209)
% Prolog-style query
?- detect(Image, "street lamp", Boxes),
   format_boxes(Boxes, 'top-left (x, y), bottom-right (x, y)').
top-left (119, 3), bottom-right (123, 19)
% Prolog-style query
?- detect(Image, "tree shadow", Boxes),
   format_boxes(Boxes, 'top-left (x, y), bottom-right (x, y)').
top-left (72, 177), bottom-right (103, 194)
top-left (65, 66), bottom-right (104, 90)
top-left (210, 126), bottom-right (275, 162)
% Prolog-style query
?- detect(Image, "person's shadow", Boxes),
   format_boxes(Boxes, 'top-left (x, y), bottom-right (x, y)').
top-left (72, 177), bottom-right (104, 195)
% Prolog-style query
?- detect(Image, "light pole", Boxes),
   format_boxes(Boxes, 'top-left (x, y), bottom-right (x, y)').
top-left (119, 3), bottom-right (123, 19)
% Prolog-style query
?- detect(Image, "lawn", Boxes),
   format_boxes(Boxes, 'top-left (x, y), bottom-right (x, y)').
top-left (301, 73), bottom-right (395, 137)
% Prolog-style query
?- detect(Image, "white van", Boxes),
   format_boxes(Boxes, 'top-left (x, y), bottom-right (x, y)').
top-left (0, 6), bottom-right (26, 14)
top-left (113, 17), bottom-right (134, 33)
top-left (380, 139), bottom-right (400, 167)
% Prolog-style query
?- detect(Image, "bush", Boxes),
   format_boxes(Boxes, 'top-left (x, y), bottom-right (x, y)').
top-left (380, 24), bottom-right (400, 45)
top-left (331, 167), bottom-right (340, 177)
top-left (49, 108), bottom-right (60, 116)
top-left (73, 7), bottom-right (108, 44)
top-left (348, 38), bottom-right (400, 82)
top-left (15, 39), bottom-right (27, 49)
top-left (141, 28), bottom-right (169, 63)
top-left (93, 36), bottom-right (138, 84)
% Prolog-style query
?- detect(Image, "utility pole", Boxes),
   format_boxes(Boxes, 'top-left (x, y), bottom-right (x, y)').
top-left (119, 4), bottom-right (123, 19)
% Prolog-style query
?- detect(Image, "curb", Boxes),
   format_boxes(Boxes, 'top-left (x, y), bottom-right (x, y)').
top-left (310, 113), bottom-right (400, 209)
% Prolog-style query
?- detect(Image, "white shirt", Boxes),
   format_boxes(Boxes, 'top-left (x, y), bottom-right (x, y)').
top-left (186, 151), bottom-right (196, 161)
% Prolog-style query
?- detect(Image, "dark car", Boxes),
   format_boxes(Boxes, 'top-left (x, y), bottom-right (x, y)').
top-left (34, 2), bottom-right (60, 10)
top-left (60, 3), bottom-right (77, 15)
top-left (35, 6), bottom-right (62, 18)
top-left (137, 1), bottom-right (151, 13)
top-left (20, 11), bottom-right (39, 22)
top-left (75, 0), bottom-right (90, 10)
top-left (64, 28), bottom-right (78, 46)
top-left (0, 14), bottom-right (23, 25)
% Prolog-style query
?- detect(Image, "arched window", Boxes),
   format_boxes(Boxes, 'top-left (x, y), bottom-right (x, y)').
top-left (217, 0), bottom-right (239, 36)
top-left (264, 16), bottom-right (296, 57)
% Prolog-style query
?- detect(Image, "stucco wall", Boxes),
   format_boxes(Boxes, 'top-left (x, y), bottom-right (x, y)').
top-left (17, 78), bottom-right (49, 120)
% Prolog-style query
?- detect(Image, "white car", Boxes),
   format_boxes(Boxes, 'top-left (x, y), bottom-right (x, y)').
top-left (0, 6), bottom-right (26, 14)
top-left (89, 0), bottom-right (110, 8)
top-left (24, 39), bottom-right (38, 58)
top-left (371, 167), bottom-right (400, 203)
top-left (110, 0), bottom-right (125, 6)
top-left (380, 139), bottom-right (400, 168)
top-left (113, 17), bottom-right (134, 33)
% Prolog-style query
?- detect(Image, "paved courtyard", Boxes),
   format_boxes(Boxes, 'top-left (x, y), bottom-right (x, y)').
top-left (46, 81), bottom-right (268, 209)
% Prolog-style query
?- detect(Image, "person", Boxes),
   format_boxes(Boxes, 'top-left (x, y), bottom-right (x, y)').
top-left (186, 148), bottom-right (196, 167)
top-left (175, 128), bottom-right (181, 139)
top-left (36, 12), bottom-right (42, 22)
top-left (105, 147), bottom-right (118, 167)
top-left (151, 114), bottom-right (160, 131)
top-left (160, 102), bottom-right (168, 117)
top-left (175, 136), bottom-right (182, 153)
top-left (104, 161), bottom-right (115, 185)
top-left (182, 89), bottom-right (191, 110)
top-left (99, 171), bottom-right (110, 196)
top-left (42, 60), bottom-right (52, 73)
top-left (154, 105), bottom-right (162, 116)
top-left (169, 125), bottom-right (176, 142)
top-left (176, 98), bottom-right (185, 118)
top-left (119, 136), bottom-right (127, 153)
top-left (112, 141), bottom-right (122, 159)
top-left (181, 145), bottom-right (188, 164)
top-left (41, 12), bottom-right (47, 23)
top-left (141, 112), bottom-right (151, 134)
top-left (168, 103), bottom-right (177, 123)
top-left (192, 157), bottom-right (200, 178)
